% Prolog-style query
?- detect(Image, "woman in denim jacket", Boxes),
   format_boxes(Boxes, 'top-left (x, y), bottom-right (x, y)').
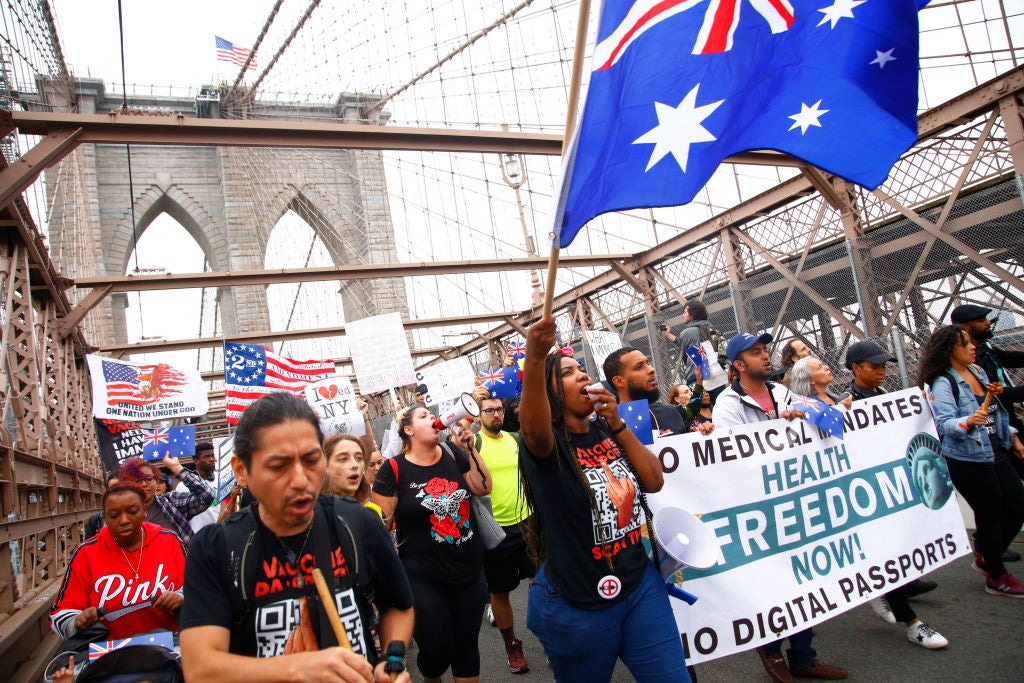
top-left (919, 325), bottom-right (1024, 598)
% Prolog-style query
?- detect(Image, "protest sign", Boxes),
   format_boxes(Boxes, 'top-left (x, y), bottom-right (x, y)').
top-left (304, 376), bottom-right (365, 437)
top-left (346, 313), bottom-right (416, 394)
top-left (94, 419), bottom-right (148, 472)
top-left (86, 355), bottom-right (209, 421)
top-left (648, 389), bottom-right (970, 664)
top-left (214, 434), bottom-right (236, 503)
top-left (584, 330), bottom-right (622, 380)
top-left (414, 357), bottom-right (476, 405)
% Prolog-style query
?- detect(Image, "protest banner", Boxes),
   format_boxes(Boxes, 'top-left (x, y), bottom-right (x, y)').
top-left (647, 388), bottom-right (970, 664)
top-left (414, 357), bottom-right (476, 405)
top-left (94, 419), bottom-right (148, 472)
top-left (87, 355), bottom-right (209, 421)
top-left (583, 330), bottom-right (622, 380)
top-left (346, 313), bottom-right (416, 394)
top-left (304, 376), bottom-right (365, 437)
top-left (214, 434), bottom-right (236, 503)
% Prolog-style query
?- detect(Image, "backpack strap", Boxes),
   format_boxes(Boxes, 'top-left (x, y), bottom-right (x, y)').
top-left (942, 370), bottom-right (960, 406)
top-left (221, 503), bottom-right (260, 620)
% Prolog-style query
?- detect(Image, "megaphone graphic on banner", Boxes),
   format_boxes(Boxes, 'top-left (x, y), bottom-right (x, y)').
top-left (652, 506), bottom-right (719, 579)
top-left (433, 392), bottom-right (480, 430)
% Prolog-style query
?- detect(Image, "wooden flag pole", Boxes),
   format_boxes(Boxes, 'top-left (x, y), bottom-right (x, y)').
top-left (542, 0), bottom-right (593, 317)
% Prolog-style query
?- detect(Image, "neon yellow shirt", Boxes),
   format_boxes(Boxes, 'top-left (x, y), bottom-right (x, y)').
top-left (477, 430), bottom-right (531, 526)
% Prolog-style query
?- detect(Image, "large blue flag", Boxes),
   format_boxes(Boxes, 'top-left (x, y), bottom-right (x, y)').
top-left (618, 399), bottom-right (654, 445)
top-left (479, 367), bottom-right (522, 399)
top-left (555, 0), bottom-right (927, 247)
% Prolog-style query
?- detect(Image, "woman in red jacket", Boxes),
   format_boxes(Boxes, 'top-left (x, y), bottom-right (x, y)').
top-left (51, 482), bottom-right (187, 641)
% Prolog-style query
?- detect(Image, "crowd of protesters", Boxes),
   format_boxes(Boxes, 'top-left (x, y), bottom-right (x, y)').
top-left (48, 299), bottom-right (1024, 683)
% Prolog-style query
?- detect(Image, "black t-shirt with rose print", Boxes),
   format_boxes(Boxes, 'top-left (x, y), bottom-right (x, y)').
top-left (521, 420), bottom-right (648, 610)
top-left (373, 444), bottom-right (484, 583)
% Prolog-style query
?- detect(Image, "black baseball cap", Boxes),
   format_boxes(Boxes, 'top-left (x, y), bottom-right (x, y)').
top-left (844, 340), bottom-right (896, 369)
top-left (950, 304), bottom-right (993, 324)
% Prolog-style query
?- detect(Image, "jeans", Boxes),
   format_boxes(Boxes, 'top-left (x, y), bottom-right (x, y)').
top-left (527, 563), bottom-right (690, 683)
top-left (761, 628), bottom-right (816, 669)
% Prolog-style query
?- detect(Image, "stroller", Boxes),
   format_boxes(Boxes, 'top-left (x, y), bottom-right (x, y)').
top-left (44, 624), bottom-right (182, 683)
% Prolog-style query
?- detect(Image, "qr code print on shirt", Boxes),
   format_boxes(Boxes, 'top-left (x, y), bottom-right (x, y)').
top-left (253, 590), bottom-right (366, 658)
top-left (585, 460), bottom-right (641, 545)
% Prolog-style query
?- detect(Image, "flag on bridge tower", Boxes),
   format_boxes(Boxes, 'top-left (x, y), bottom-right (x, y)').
top-left (215, 36), bottom-right (257, 70)
top-left (552, 0), bottom-right (930, 247)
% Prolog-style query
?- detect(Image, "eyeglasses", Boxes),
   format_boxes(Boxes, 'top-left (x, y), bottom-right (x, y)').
top-left (138, 476), bottom-right (158, 484)
top-left (481, 407), bottom-right (505, 415)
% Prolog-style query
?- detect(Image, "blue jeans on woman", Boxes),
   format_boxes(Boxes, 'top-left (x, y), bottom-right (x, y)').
top-left (527, 562), bottom-right (690, 683)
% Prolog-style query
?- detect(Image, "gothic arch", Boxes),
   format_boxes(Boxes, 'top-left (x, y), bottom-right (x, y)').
top-left (107, 184), bottom-right (227, 276)
top-left (267, 183), bottom-right (364, 268)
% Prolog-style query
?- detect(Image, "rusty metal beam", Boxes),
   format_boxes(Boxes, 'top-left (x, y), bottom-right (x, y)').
top-left (11, 111), bottom-right (789, 164)
top-left (98, 314), bottom-right (520, 355)
top-left (74, 255), bottom-right (628, 292)
top-left (0, 128), bottom-right (82, 211)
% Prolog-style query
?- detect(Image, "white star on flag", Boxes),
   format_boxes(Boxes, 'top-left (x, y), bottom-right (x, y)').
top-left (817, 0), bottom-right (866, 29)
top-left (870, 48), bottom-right (896, 69)
top-left (788, 100), bottom-right (829, 134)
top-left (633, 83), bottom-right (724, 173)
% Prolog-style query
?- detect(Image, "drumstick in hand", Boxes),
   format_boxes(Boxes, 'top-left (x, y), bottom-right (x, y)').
top-left (312, 567), bottom-right (352, 650)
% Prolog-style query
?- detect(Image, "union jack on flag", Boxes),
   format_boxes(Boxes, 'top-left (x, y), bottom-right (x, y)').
top-left (88, 632), bottom-right (175, 661)
top-left (479, 367), bottom-right (522, 399)
top-left (88, 638), bottom-right (133, 662)
top-left (145, 428), bottom-right (169, 448)
top-left (553, 0), bottom-right (930, 248)
top-left (507, 341), bottom-right (527, 359)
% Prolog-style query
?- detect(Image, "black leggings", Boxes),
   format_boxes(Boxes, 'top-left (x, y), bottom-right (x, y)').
top-left (945, 454), bottom-right (1024, 579)
top-left (408, 572), bottom-right (487, 679)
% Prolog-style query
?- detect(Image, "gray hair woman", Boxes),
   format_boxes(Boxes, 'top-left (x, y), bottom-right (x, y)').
top-left (789, 356), bottom-right (852, 410)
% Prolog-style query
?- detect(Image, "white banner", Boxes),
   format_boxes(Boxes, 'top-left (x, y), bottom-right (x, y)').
top-left (86, 355), bottom-right (209, 421)
top-left (648, 388), bottom-right (970, 664)
top-left (304, 376), bottom-right (365, 438)
top-left (346, 313), bottom-right (416, 394)
top-left (414, 357), bottom-right (476, 405)
top-left (584, 330), bottom-right (623, 380)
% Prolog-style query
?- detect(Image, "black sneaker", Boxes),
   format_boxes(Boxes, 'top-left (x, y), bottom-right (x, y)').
top-left (1003, 548), bottom-right (1022, 563)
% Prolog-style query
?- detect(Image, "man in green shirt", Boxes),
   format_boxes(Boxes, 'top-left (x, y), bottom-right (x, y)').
top-left (476, 396), bottom-right (534, 674)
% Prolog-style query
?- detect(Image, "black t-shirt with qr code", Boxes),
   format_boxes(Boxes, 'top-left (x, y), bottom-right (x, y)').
top-left (180, 498), bottom-right (412, 661)
top-left (521, 421), bottom-right (648, 610)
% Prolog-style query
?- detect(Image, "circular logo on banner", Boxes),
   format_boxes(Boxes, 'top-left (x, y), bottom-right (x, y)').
top-left (597, 575), bottom-right (621, 600)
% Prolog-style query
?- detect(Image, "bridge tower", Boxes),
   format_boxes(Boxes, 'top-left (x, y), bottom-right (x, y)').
top-left (42, 78), bottom-right (408, 348)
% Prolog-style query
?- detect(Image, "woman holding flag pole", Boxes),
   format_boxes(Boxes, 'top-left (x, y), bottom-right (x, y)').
top-left (518, 314), bottom-right (690, 682)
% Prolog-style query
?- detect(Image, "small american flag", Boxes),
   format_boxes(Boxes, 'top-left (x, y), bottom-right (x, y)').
top-left (215, 36), bottom-right (257, 70)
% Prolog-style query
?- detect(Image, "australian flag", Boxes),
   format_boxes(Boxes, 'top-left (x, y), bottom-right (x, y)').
top-left (685, 344), bottom-right (712, 379)
top-left (479, 367), bottom-right (522, 399)
top-left (618, 399), bottom-right (654, 445)
top-left (554, 0), bottom-right (928, 247)
top-left (88, 631), bottom-right (175, 661)
top-left (790, 394), bottom-right (845, 439)
top-left (141, 425), bottom-right (196, 460)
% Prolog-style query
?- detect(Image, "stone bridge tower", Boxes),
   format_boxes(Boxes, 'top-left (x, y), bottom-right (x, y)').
top-left (43, 78), bottom-right (408, 347)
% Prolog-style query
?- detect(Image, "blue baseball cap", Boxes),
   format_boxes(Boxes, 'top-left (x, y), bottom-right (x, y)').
top-left (726, 332), bottom-right (774, 363)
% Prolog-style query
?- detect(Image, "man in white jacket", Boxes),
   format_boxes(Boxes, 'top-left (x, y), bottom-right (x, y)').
top-left (712, 332), bottom-right (848, 683)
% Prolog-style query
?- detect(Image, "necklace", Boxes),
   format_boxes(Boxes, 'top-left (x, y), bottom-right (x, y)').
top-left (118, 528), bottom-right (144, 580)
top-left (273, 524), bottom-right (313, 588)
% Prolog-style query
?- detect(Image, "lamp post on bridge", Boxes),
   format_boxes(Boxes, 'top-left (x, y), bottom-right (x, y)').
top-left (499, 133), bottom-right (544, 309)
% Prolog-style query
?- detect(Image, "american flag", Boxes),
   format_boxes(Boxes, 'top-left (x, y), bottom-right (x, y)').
top-left (215, 36), bottom-right (257, 70)
top-left (101, 360), bottom-right (188, 406)
top-left (224, 343), bottom-right (335, 424)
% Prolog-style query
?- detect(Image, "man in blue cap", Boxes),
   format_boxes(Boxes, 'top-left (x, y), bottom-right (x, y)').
top-left (713, 332), bottom-right (846, 682)
top-left (952, 304), bottom-right (1024, 561)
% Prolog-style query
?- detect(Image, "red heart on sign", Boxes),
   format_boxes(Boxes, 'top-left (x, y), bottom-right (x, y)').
top-left (318, 385), bottom-right (338, 400)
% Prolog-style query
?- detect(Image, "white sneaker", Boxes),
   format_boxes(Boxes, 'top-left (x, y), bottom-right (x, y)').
top-left (906, 621), bottom-right (949, 649)
top-left (869, 597), bottom-right (896, 624)
top-left (486, 604), bottom-right (496, 626)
